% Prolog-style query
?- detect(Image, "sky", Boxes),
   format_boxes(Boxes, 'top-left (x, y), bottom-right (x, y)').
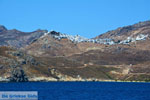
top-left (0, 0), bottom-right (150, 38)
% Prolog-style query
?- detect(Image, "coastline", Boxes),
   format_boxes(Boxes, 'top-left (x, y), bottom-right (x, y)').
top-left (0, 77), bottom-right (149, 83)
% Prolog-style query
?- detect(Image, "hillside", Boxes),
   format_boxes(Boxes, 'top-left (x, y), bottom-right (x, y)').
top-left (0, 25), bottom-right (47, 48)
top-left (96, 20), bottom-right (150, 42)
top-left (0, 20), bottom-right (150, 82)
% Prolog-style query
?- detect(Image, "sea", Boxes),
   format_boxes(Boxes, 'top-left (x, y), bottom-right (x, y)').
top-left (0, 82), bottom-right (150, 100)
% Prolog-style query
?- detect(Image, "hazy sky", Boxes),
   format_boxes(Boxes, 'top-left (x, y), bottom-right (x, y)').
top-left (0, 0), bottom-right (149, 38)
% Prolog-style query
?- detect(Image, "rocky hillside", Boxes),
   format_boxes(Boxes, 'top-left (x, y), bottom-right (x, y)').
top-left (0, 25), bottom-right (47, 48)
top-left (0, 20), bottom-right (150, 82)
top-left (0, 46), bottom-right (79, 82)
top-left (25, 31), bottom-right (81, 57)
top-left (96, 20), bottom-right (150, 41)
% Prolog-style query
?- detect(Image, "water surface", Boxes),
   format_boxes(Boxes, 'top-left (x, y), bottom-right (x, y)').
top-left (0, 82), bottom-right (150, 100)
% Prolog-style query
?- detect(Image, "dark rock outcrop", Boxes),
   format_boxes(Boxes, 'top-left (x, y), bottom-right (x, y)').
top-left (50, 31), bottom-right (60, 36)
top-left (7, 51), bottom-right (39, 66)
top-left (9, 68), bottom-right (28, 82)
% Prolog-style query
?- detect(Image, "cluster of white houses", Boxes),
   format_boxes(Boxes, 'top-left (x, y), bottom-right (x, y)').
top-left (44, 31), bottom-right (148, 45)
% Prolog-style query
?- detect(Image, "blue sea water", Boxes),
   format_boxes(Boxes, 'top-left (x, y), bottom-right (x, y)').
top-left (0, 82), bottom-right (150, 100)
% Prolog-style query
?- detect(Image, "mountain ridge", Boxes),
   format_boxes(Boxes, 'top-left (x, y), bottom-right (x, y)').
top-left (96, 20), bottom-right (150, 40)
top-left (1, 20), bottom-right (150, 49)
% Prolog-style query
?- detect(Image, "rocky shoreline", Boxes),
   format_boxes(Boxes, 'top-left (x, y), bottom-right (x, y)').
top-left (0, 76), bottom-right (148, 83)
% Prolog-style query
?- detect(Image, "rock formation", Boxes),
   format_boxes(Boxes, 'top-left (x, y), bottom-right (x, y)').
top-left (9, 68), bottom-right (28, 82)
